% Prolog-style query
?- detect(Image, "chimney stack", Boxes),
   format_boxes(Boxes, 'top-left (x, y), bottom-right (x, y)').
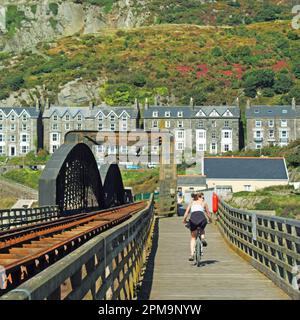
top-left (35, 98), bottom-right (39, 112)
top-left (145, 98), bottom-right (149, 110)
top-left (45, 98), bottom-right (50, 110)
top-left (292, 97), bottom-right (296, 110)
top-left (190, 97), bottom-right (194, 109)
top-left (246, 99), bottom-right (251, 109)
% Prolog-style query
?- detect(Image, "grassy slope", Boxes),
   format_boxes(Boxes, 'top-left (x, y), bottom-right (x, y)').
top-left (228, 185), bottom-right (300, 219)
top-left (0, 20), bottom-right (299, 106)
top-left (2, 169), bottom-right (41, 190)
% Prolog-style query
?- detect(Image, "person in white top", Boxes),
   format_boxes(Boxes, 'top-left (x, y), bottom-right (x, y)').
top-left (183, 192), bottom-right (212, 261)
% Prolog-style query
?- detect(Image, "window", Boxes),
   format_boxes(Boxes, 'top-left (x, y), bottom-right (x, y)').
top-left (178, 111), bottom-right (183, 118)
top-left (78, 115), bottom-right (82, 122)
top-left (10, 135), bottom-right (15, 142)
top-left (152, 111), bottom-right (158, 118)
top-left (198, 120), bottom-right (204, 128)
top-left (10, 124), bottom-right (16, 131)
top-left (22, 124), bottom-right (27, 131)
top-left (212, 132), bottom-right (216, 139)
top-left (52, 124), bottom-right (58, 130)
top-left (0, 124), bottom-right (3, 131)
top-left (22, 114), bottom-right (27, 122)
top-left (53, 115), bottom-right (58, 121)
top-left (121, 122), bottom-right (127, 131)
top-left (282, 109), bottom-right (287, 114)
top-left (0, 114), bottom-right (3, 121)
top-left (197, 143), bottom-right (206, 152)
top-left (255, 131), bottom-right (262, 138)
top-left (223, 131), bottom-right (232, 139)
top-left (268, 120), bottom-right (274, 127)
top-left (110, 123), bottom-right (115, 131)
top-left (269, 130), bottom-right (274, 138)
top-left (0, 146), bottom-right (3, 154)
top-left (177, 121), bottom-right (184, 128)
top-left (280, 131), bottom-right (288, 138)
top-left (212, 120), bottom-right (216, 128)
top-left (280, 120), bottom-right (287, 127)
top-left (224, 144), bottom-right (230, 152)
top-left (52, 133), bottom-right (58, 142)
top-left (152, 120), bottom-right (158, 128)
top-left (255, 144), bottom-right (262, 149)
top-left (211, 142), bottom-right (217, 153)
top-left (255, 120), bottom-right (262, 128)
top-left (98, 114), bottom-right (103, 121)
top-left (52, 145), bottom-right (58, 153)
top-left (77, 123), bottom-right (82, 130)
top-left (11, 114), bottom-right (15, 121)
top-left (66, 114), bottom-right (70, 121)
top-left (165, 120), bottom-right (171, 128)
top-left (122, 114), bottom-right (128, 121)
top-left (0, 134), bottom-right (3, 142)
top-left (165, 111), bottom-right (170, 117)
top-left (21, 146), bottom-right (29, 154)
top-left (22, 134), bottom-right (27, 142)
top-left (244, 185), bottom-right (252, 192)
top-left (177, 131), bottom-right (185, 139)
top-left (224, 120), bottom-right (229, 128)
top-left (65, 123), bottom-right (70, 130)
top-left (97, 145), bottom-right (104, 153)
top-left (198, 131), bottom-right (206, 139)
top-left (98, 122), bottom-right (103, 131)
top-left (176, 142), bottom-right (184, 151)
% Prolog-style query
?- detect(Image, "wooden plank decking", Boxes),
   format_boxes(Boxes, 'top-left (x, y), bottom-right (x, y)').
top-left (138, 216), bottom-right (290, 300)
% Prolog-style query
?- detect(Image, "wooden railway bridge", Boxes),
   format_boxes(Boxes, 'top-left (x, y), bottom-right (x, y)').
top-left (0, 131), bottom-right (299, 300)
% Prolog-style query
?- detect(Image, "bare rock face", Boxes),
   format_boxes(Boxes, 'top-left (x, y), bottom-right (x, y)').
top-left (0, 0), bottom-right (150, 52)
top-left (57, 78), bottom-right (106, 106)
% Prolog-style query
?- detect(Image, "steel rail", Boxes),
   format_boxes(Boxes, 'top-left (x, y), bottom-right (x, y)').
top-left (0, 201), bottom-right (147, 294)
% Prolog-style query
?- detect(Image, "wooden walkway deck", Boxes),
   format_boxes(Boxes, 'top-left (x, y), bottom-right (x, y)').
top-left (138, 216), bottom-right (290, 300)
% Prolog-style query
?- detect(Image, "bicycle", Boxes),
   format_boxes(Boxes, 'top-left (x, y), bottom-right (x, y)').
top-left (194, 226), bottom-right (204, 267)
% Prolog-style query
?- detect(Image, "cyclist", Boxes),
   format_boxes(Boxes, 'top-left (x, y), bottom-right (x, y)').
top-left (183, 192), bottom-right (212, 261)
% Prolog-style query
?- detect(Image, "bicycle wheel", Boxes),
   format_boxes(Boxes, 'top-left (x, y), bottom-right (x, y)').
top-left (195, 238), bottom-right (202, 267)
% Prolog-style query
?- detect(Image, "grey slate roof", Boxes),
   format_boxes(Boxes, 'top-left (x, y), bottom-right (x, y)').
top-left (246, 105), bottom-right (300, 119)
top-left (43, 105), bottom-right (139, 119)
top-left (0, 107), bottom-right (40, 118)
top-left (143, 105), bottom-right (240, 119)
top-left (204, 157), bottom-right (288, 180)
top-left (178, 175), bottom-right (207, 186)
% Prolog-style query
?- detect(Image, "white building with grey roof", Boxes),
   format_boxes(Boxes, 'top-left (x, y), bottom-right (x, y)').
top-left (42, 103), bottom-right (140, 154)
top-left (246, 99), bottom-right (300, 150)
top-left (0, 105), bottom-right (41, 157)
top-left (143, 100), bottom-right (241, 154)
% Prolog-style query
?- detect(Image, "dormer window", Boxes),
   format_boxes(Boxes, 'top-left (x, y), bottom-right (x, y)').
top-left (78, 115), bottom-right (82, 122)
top-left (66, 114), bottom-right (70, 121)
top-left (282, 110), bottom-right (287, 114)
top-left (0, 114), bottom-right (3, 121)
top-left (110, 114), bottom-right (115, 122)
top-left (11, 114), bottom-right (15, 121)
top-left (22, 114), bottom-right (27, 122)
top-left (53, 115), bottom-right (58, 121)
top-left (153, 111), bottom-right (158, 118)
top-left (280, 120), bottom-right (287, 127)
top-left (165, 111), bottom-right (171, 118)
top-left (122, 114), bottom-right (128, 121)
top-left (178, 111), bottom-right (183, 118)
top-left (254, 109), bottom-right (259, 114)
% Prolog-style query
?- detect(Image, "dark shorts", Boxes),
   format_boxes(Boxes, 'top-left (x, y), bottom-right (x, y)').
top-left (189, 211), bottom-right (207, 232)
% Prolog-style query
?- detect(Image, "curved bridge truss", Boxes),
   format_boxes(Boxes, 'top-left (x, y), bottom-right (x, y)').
top-left (39, 143), bottom-right (127, 214)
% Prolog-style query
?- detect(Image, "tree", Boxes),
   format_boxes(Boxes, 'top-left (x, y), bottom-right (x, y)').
top-left (211, 46), bottom-right (223, 57)
top-left (274, 73), bottom-right (293, 94)
top-left (292, 62), bottom-right (300, 79)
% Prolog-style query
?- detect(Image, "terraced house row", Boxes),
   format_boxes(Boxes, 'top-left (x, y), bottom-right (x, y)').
top-left (0, 99), bottom-right (299, 157)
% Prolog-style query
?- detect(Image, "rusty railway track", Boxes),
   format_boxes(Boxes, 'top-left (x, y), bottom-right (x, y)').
top-left (0, 201), bottom-right (147, 294)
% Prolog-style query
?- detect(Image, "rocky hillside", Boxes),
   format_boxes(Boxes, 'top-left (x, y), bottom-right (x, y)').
top-left (0, 0), bottom-right (296, 53)
top-left (0, 20), bottom-right (299, 107)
